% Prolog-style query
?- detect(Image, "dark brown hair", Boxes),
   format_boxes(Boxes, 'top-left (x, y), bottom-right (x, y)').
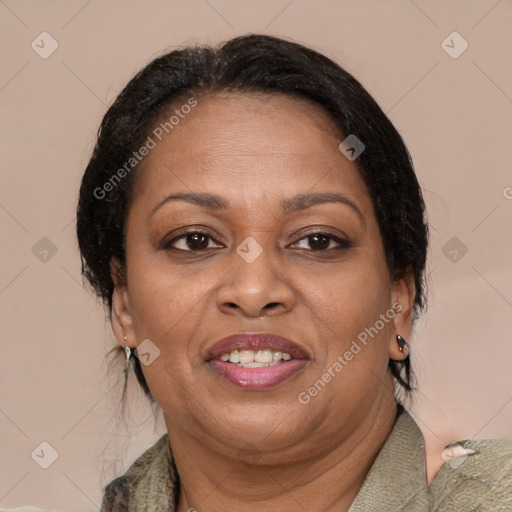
top-left (77, 34), bottom-right (429, 402)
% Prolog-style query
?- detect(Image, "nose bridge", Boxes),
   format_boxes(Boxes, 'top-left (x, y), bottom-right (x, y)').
top-left (216, 235), bottom-right (294, 316)
top-left (236, 237), bottom-right (277, 284)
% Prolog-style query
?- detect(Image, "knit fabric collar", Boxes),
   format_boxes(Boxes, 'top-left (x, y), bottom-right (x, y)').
top-left (101, 433), bottom-right (178, 511)
top-left (348, 408), bottom-right (428, 512)
top-left (101, 407), bottom-right (428, 511)
top-left (100, 407), bottom-right (512, 511)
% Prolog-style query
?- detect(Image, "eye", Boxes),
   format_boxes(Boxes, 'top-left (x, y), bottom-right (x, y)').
top-left (164, 231), bottom-right (223, 252)
top-left (291, 231), bottom-right (352, 251)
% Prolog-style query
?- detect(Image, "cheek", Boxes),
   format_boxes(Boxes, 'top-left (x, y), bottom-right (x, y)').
top-left (307, 256), bottom-right (390, 325)
top-left (125, 255), bottom-right (214, 370)
top-left (125, 261), bottom-right (208, 406)
top-left (126, 243), bottom-right (216, 331)
top-left (305, 256), bottom-right (392, 373)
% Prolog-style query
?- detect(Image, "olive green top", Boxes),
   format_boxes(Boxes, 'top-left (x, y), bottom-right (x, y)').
top-left (100, 408), bottom-right (512, 511)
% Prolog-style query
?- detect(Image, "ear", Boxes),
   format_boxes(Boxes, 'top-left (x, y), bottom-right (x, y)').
top-left (110, 257), bottom-right (135, 349)
top-left (388, 266), bottom-right (416, 361)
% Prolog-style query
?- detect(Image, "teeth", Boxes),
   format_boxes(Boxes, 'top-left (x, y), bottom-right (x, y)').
top-left (239, 350), bottom-right (254, 363)
top-left (219, 349), bottom-right (293, 365)
top-left (255, 350), bottom-right (273, 363)
top-left (228, 350), bottom-right (240, 363)
top-left (272, 351), bottom-right (283, 361)
top-left (240, 361), bottom-right (276, 368)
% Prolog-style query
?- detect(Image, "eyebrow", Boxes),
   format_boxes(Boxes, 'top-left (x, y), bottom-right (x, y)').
top-left (150, 191), bottom-right (364, 223)
top-left (150, 192), bottom-right (229, 217)
top-left (282, 192), bottom-right (364, 223)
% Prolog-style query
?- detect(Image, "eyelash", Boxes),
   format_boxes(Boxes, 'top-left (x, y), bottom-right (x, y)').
top-left (163, 229), bottom-right (353, 253)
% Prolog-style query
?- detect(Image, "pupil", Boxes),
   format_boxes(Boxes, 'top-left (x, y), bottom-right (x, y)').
top-left (188, 233), bottom-right (208, 250)
top-left (310, 234), bottom-right (329, 250)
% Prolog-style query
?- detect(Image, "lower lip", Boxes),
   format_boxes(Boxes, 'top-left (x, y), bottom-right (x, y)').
top-left (208, 359), bottom-right (307, 390)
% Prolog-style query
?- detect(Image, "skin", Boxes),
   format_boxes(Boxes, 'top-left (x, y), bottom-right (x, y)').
top-left (111, 92), bottom-right (415, 512)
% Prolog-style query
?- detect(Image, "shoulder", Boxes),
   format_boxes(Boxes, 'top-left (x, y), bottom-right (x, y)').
top-left (429, 434), bottom-right (512, 511)
top-left (100, 434), bottom-right (174, 512)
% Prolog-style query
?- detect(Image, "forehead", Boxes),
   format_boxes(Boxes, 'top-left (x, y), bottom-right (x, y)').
top-left (132, 92), bottom-right (370, 211)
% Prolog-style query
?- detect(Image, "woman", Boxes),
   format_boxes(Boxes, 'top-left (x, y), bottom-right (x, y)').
top-left (76, 34), bottom-right (511, 511)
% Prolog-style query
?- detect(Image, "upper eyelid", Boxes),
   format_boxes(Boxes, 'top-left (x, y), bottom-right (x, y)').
top-left (166, 231), bottom-right (222, 248)
top-left (167, 229), bottom-right (350, 249)
top-left (289, 232), bottom-right (352, 249)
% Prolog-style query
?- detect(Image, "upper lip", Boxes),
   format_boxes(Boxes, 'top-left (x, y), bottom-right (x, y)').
top-left (205, 332), bottom-right (309, 361)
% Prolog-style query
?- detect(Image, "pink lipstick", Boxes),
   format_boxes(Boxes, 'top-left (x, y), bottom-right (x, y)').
top-left (206, 332), bottom-right (309, 390)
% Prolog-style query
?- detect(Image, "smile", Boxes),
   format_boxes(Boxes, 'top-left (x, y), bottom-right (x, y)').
top-left (206, 333), bottom-right (309, 389)
top-left (220, 348), bottom-right (293, 367)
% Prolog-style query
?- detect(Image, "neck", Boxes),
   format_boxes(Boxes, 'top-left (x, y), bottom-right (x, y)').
top-left (169, 395), bottom-right (398, 512)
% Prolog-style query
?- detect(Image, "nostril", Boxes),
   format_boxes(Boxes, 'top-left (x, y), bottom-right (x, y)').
top-left (222, 301), bottom-right (282, 313)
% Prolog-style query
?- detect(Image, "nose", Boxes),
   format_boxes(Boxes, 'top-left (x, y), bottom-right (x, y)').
top-left (216, 245), bottom-right (296, 318)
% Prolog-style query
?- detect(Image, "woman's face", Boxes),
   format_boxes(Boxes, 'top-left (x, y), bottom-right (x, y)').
top-left (112, 92), bottom-right (414, 460)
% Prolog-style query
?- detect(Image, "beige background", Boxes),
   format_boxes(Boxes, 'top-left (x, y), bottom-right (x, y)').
top-left (1, 1), bottom-right (511, 510)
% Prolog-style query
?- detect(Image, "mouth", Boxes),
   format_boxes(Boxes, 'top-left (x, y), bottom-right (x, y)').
top-left (206, 333), bottom-right (309, 390)
top-left (219, 348), bottom-right (294, 367)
